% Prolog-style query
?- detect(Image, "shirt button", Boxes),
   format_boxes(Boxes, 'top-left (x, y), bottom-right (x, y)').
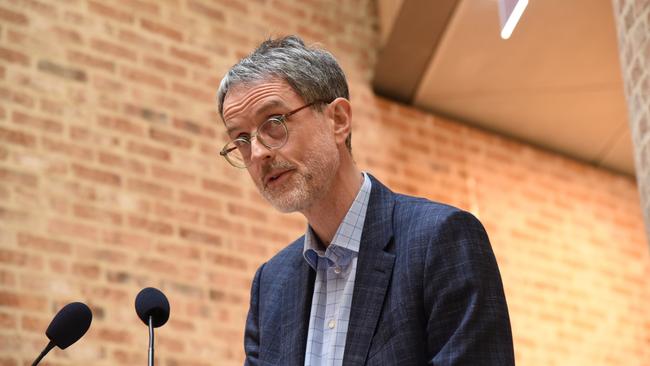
top-left (333, 266), bottom-right (341, 274)
top-left (328, 319), bottom-right (336, 329)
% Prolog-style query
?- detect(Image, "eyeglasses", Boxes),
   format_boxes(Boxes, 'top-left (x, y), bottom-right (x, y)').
top-left (220, 101), bottom-right (326, 168)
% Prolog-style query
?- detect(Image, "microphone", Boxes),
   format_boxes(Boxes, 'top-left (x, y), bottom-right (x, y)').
top-left (32, 302), bottom-right (93, 366)
top-left (135, 287), bottom-right (170, 366)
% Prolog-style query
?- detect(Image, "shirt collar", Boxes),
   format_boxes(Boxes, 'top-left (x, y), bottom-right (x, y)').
top-left (303, 172), bottom-right (372, 270)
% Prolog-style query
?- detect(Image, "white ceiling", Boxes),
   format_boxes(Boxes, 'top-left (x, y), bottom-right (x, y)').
top-left (375, 0), bottom-right (634, 175)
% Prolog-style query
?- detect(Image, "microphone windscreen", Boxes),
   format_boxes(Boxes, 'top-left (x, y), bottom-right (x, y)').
top-left (135, 287), bottom-right (170, 328)
top-left (45, 302), bottom-right (93, 349)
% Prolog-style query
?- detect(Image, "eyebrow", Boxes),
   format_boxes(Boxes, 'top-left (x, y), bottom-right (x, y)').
top-left (225, 99), bottom-right (287, 135)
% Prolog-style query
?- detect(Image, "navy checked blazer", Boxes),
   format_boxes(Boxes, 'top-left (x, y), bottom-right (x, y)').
top-left (244, 175), bottom-right (515, 365)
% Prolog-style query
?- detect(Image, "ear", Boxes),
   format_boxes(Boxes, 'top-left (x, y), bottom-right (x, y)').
top-left (327, 98), bottom-right (352, 147)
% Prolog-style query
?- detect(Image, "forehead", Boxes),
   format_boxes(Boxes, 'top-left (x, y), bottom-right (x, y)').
top-left (222, 79), bottom-right (299, 122)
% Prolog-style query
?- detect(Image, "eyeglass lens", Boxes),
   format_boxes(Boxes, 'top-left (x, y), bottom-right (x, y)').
top-left (224, 117), bottom-right (288, 167)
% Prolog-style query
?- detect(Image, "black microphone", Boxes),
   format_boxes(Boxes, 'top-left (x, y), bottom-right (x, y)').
top-left (135, 287), bottom-right (170, 366)
top-left (32, 302), bottom-right (93, 366)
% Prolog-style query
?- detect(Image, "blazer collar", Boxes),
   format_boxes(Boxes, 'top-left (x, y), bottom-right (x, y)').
top-left (343, 174), bottom-right (396, 366)
top-left (280, 241), bottom-right (315, 365)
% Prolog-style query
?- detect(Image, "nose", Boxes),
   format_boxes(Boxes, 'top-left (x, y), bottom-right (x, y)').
top-left (248, 136), bottom-right (273, 165)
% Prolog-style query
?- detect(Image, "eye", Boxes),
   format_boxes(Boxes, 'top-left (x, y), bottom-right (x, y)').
top-left (233, 137), bottom-right (250, 148)
top-left (235, 134), bottom-right (250, 143)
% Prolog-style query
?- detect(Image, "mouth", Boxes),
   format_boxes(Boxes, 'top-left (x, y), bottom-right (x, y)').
top-left (264, 169), bottom-right (294, 188)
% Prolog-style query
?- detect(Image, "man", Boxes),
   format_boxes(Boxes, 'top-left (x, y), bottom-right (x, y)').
top-left (216, 35), bottom-right (514, 366)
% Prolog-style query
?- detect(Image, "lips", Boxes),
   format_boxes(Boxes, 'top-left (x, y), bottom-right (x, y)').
top-left (264, 169), bottom-right (293, 187)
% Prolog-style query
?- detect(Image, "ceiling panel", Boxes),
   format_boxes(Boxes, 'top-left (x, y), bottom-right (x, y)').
top-left (374, 0), bottom-right (634, 176)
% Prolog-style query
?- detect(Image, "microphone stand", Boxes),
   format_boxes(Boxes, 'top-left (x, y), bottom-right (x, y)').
top-left (148, 315), bottom-right (154, 366)
top-left (32, 341), bottom-right (55, 366)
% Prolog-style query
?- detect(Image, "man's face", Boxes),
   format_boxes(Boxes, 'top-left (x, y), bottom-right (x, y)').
top-left (221, 79), bottom-right (340, 213)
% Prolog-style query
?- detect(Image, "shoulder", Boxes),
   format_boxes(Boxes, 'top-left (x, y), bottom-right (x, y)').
top-left (255, 236), bottom-right (305, 281)
top-left (392, 193), bottom-right (483, 234)
top-left (389, 193), bottom-right (492, 270)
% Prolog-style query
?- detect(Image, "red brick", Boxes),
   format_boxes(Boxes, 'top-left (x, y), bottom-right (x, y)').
top-left (88, 0), bottom-right (134, 23)
top-left (205, 252), bottom-right (246, 270)
top-left (91, 38), bottom-right (137, 61)
top-left (0, 6), bottom-right (28, 25)
top-left (97, 114), bottom-right (145, 137)
top-left (72, 163), bottom-right (121, 186)
top-left (118, 29), bottom-right (164, 52)
top-left (153, 202), bottom-right (200, 224)
top-left (50, 25), bottom-right (83, 44)
top-left (37, 60), bottom-right (87, 82)
top-left (140, 19), bottom-right (183, 42)
top-left (0, 86), bottom-right (35, 108)
top-left (127, 140), bottom-right (171, 161)
top-left (97, 151), bottom-right (145, 173)
top-left (172, 82), bottom-right (214, 102)
top-left (102, 230), bottom-right (153, 251)
top-left (149, 127), bottom-right (193, 149)
top-left (17, 233), bottom-right (71, 254)
top-left (0, 46), bottom-right (29, 66)
top-left (48, 218), bottom-right (99, 242)
top-left (128, 215), bottom-right (174, 236)
top-left (120, 66), bottom-right (167, 88)
top-left (9, 0), bottom-right (56, 17)
top-left (95, 327), bottom-right (132, 344)
top-left (143, 55), bottom-right (187, 77)
top-left (187, 0), bottom-right (226, 21)
top-left (67, 50), bottom-right (115, 72)
top-left (0, 290), bottom-right (46, 311)
top-left (72, 262), bottom-right (101, 279)
top-left (21, 314), bottom-right (47, 333)
top-left (0, 248), bottom-right (42, 269)
top-left (202, 179), bottom-right (242, 196)
top-left (179, 227), bottom-right (222, 247)
top-left (227, 203), bottom-right (267, 221)
top-left (115, 0), bottom-right (160, 14)
top-left (169, 46), bottom-right (211, 67)
top-left (42, 137), bottom-right (94, 159)
top-left (250, 226), bottom-right (290, 243)
top-left (215, 0), bottom-right (249, 13)
top-left (151, 164), bottom-right (195, 184)
top-left (179, 190), bottom-right (223, 211)
top-left (40, 98), bottom-right (65, 115)
top-left (126, 178), bottom-right (174, 199)
top-left (173, 118), bottom-right (215, 137)
top-left (137, 257), bottom-right (178, 274)
top-left (0, 167), bottom-right (38, 188)
top-left (73, 204), bottom-right (123, 226)
top-left (0, 312), bottom-right (17, 329)
top-left (156, 241), bottom-right (201, 260)
top-left (11, 111), bottom-right (63, 133)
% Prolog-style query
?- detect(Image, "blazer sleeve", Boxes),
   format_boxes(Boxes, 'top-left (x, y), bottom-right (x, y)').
top-left (423, 210), bottom-right (515, 365)
top-left (244, 263), bottom-right (265, 366)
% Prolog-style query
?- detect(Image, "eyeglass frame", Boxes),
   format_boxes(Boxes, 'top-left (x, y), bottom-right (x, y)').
top-left (220, 100), bottom-right (330, 168)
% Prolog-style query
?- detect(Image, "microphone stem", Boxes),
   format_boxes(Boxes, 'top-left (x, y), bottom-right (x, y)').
top-left (148, 315), bottom-right (154, 366)
top-left (32, 341), bottom-right (55, 366)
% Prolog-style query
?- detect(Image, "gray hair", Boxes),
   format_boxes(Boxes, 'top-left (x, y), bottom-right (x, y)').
top-left (216, 35), bottom-right (351, 151)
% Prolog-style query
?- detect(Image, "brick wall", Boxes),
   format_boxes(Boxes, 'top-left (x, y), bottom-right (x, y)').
top-left (0, 0), bottom-right (648, 365)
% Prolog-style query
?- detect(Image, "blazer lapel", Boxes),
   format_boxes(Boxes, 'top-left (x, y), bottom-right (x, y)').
top-left (280, 250), bottom-right (315, 365)
top-left (343, 176), bottom-right (396, 366)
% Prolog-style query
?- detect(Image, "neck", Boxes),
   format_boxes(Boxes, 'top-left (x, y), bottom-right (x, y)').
top-left (302, 154), bottom-right (363, 246)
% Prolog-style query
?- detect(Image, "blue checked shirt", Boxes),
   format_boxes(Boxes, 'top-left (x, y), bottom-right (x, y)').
top-left (302, 173), bottom-right (372, 366)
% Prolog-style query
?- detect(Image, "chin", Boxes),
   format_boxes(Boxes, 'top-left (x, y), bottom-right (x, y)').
top-left (264, 190), bottom-right (312, 213)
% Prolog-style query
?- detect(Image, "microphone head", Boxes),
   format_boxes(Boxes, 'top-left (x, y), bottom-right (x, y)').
top-left (135, 287), bottom-right (170, 328)
top-left (45, 302), bottom-right (93, 350)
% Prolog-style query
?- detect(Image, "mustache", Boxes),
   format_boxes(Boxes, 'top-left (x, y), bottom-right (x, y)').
top-left (261, 160), bottom-right (296, 178)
